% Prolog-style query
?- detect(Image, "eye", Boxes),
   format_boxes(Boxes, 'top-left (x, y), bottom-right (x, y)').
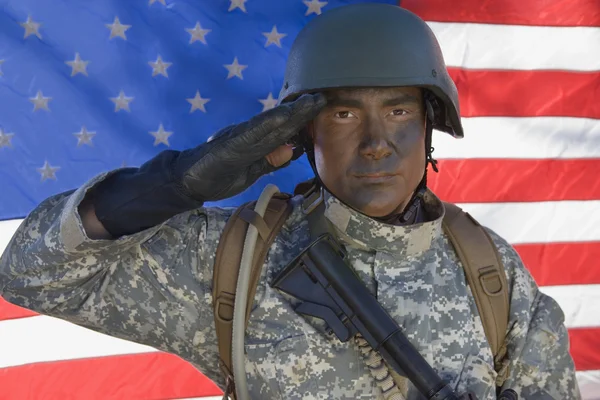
top-left (390, 109), bottom-right (409, 116)
top-left (334, 110), bottom-right (356, 119)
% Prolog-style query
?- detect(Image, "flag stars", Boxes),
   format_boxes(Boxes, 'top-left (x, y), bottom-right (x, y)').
top-left (73, 126), bottom-right (96, 146)
top-left (304, 0), bottom-right (327, 16)
top-left (150, 124), bottom-right (173, 147)
top-left (37, 160), bottom-right (60, 181)
top-left (186, 22), bottom-right (211, 45)
top-left (224, 57), bottom-right (247, 80)
top-left (228, 0), bottom-right (247, 12)
top-left (20, 16), bottom-right (42, 39)
top-left (110, 90), bottom-right (134, 112)
top-left (258, 93), bottom-right (278, 111)
top-left (263, 26), bottom-right (287, 48)
top-left (0, 128), bottom-right (15, 149)
top-left (149, 55), bottom-right (172, 77)
top-left (65, 53), bottom-right (90, 77)
top-left (30, 91), bottom-right (52, 112)
top-left (106, 17), bottom-right (131, 40)
top-left (187, 91), bottom-right (210, 113)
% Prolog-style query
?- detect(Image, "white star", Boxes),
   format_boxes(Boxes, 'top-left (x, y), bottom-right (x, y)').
top-left (20, 16), bottom-right (42, 39)
top-left (73, 126), bottom-right (96, 146)
top-left (0, 128), bottom-right (15, 149)
top-left (149, 124), bottom-right (173, 147)
top-left (186, 22), bottom-right (211, 45)
top-left (224, 57), bottom-right (247, 80)
top-left (65, 53), bottom-right (90, 77)
top-left (0, 60), bottom-right (4, 76)
top-left (37, 160), bottom-right (60, 181)
top-left (30, 90), bottom-right (51, 112)
top-left (110, 90), bottom-right (134, 112)
top-left (304, 0), bottom-right (327, 16)
top-left (149, 55), bottom-right (172, 78)
top-left (258, 93), bottom-right (278, 111)
top-left (263, 26), bottom-right (287, 48)
top-left (149, 0), bottom-right (166, 5)
top-left (187, 91), bottom-right (210, 113)
top-left (106, 17), bottom-right (131, 40)
top-left (228, 0), bottom-right (247, 12)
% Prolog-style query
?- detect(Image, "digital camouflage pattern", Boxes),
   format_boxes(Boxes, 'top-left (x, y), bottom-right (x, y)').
top-left (0, 169), bottom-right (582, 399)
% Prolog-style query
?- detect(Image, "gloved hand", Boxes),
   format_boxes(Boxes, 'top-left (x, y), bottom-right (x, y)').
top-left (174, 93), bottom-right (325, 202)
top-left (91, 93), bottom-right (326, 237)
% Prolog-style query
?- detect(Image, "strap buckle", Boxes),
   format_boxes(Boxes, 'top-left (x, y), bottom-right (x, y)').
top-left (222, 374), bottom-right (235, 399)
top-left (479, 265), bottom-right (504, 297)
top-left (301, 184), bottom-right (323, 215)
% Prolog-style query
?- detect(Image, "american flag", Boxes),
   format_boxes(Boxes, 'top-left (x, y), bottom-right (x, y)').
top-left (0, 0), bottom-right (599, 398)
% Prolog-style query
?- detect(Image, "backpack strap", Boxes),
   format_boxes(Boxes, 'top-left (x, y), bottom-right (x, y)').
top-left (212, 193), bottom-right (293, 398)
top-left (441, 202), bottom-right (510, 377)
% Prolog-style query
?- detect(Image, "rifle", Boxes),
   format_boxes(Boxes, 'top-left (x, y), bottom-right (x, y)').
top-left (271, 233), bottom-right (518, 400)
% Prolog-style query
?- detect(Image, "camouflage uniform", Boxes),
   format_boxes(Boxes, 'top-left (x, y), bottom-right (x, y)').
top-left (0, 170), bottom-right (582, 399)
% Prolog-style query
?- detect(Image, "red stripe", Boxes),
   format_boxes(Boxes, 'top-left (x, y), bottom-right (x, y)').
top-left (401, 0), bottom-right (600, 27)
top-left (429, 158), bottom-right (600, 203)
top-left (447, 69), bottom-right (600, 119)
top-left (569, 328), bottom-right (600, 371)
top-left (514, 242), bottom-right (600, 287)
top-left (0, 297), bottom-right (37, 321)
top-left (0, 329), bottom-right (595, 400)
top-left (5, 244), bottom-right (593, 323)
top-left (0, 352), bottom-right (222, 400)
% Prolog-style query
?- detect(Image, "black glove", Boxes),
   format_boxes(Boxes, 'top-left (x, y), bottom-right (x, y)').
top-left (91, 93), bottom-right (326, 237)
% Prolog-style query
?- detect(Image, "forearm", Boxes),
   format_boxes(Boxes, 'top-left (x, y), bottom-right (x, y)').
top-left (91, 152), bottom-right (204, 238)
top-left (78, 192), bottom-right (113, 240)
top-left (0, 171), bottom-right (165, 311)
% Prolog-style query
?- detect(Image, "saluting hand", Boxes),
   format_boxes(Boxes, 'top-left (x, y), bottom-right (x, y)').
top-left (172, 93), bottom-right (326, 202)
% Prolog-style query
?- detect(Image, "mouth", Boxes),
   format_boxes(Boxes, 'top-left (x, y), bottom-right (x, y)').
top-left (353, 172), bottom-right (398, 183)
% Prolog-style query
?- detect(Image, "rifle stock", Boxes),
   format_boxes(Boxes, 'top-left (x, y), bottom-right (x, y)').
top-left (272, 234), bottom-right (518, 400)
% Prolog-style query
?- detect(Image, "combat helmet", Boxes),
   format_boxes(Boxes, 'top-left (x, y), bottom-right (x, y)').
top-left (278, 2), bottom-right (463, 139)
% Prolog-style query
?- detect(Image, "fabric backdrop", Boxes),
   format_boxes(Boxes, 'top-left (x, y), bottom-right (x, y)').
top-left (0, 0), bottom-right (599, 398)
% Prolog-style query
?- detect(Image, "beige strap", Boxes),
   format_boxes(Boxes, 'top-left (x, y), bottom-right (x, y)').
top-left (238, 208), bottom-right (270, 241)
top-left (212, 194), bottom-right (293, 399)
top-left (442, 202), bottom-right (509, 364)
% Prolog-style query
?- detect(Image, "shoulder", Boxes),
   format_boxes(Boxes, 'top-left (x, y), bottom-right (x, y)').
top-left (483, 226), bottom-right (538, 301)
top-left (482, 226), bottom-right (565, 328)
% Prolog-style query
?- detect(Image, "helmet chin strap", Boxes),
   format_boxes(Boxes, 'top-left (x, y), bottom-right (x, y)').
top-left (395, 92), bottom-right (439, 223)
top-left (300, 94), bottom-right (439, 225)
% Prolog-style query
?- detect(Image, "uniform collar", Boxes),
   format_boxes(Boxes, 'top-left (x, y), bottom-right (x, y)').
top-left (322, 189), bottom-right (445, 256)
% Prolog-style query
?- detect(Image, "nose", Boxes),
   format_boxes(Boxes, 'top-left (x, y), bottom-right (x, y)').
top-left (358, 119), bottom-right (392, 160)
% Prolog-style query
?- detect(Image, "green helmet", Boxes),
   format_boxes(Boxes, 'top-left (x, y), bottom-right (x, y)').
top-left (278, 3), bottom-right (463, 138)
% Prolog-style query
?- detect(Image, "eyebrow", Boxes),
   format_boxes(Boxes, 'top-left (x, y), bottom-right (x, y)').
top-left (326, 93), bottom-right (421, 108)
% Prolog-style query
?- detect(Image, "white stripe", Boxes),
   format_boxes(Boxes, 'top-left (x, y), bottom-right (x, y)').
top-left (458, 200), bottom-right (600, 244)
top-left (2, 203), bottom-right (600, 257)
top-left (0, 219), bottom-right (22, 257)
top-left (428, 22), bottom-right (600, 71)
top-left (577, 370), bottom-right (600, 400)
top-left (0, 315), bottom-right (157, 368)
top-left (540, 285), bottom-right (600, 329)
top-left (433, 117), bottom-right (600, 159)
top-left (0, 283), bottom-right (598, 368)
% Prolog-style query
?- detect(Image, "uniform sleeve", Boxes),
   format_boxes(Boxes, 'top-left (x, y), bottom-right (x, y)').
top-left (0, 170), bottom-right (229, 388)
top-left (486, 228), bottom-right (582, 399)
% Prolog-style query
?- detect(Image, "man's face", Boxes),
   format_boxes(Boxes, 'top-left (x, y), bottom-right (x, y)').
top-left (310, 86), bottom-right (426, 218)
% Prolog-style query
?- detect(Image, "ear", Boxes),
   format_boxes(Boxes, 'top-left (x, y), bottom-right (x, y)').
top-left (306, 121), bottom-right (315, 139)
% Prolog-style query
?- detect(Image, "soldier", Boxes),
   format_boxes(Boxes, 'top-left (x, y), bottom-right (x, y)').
top-left (0, 3), bottom-right (581, 400)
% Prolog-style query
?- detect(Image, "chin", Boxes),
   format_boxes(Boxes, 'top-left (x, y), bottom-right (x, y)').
top-left (359, 204), bottom-right (400, 218)
top-left (346, 192), bottom-right (404, 218)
